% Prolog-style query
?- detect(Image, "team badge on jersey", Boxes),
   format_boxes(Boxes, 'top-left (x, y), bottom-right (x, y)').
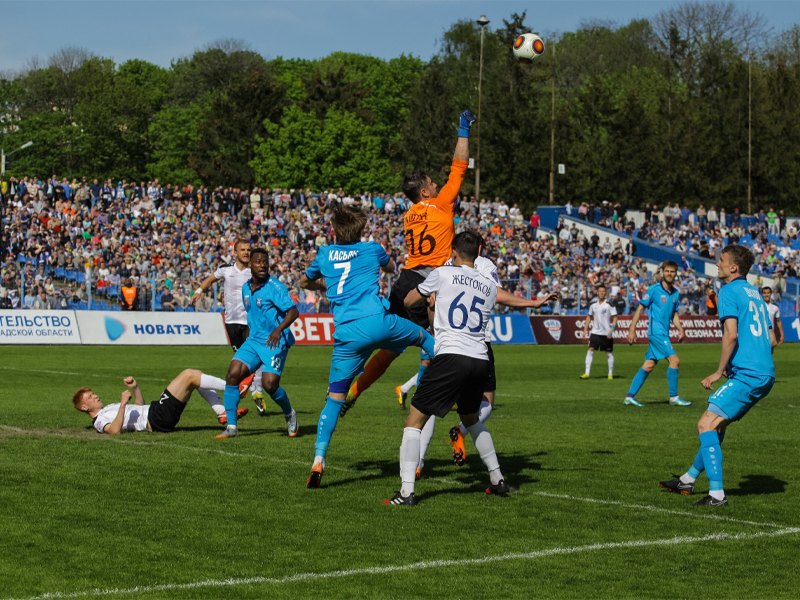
top-left (544, 318), bottom-right (562, 341)
top-left (661, 297), bottom-right (667, 304)
top-left (256, 299), bottom-right (262, 308)
top-left (244, 295), bottom-right (250, 308)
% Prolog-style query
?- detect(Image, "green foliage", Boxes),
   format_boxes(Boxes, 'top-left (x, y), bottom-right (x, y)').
top-left (4, 7), bottom-right (800, 210)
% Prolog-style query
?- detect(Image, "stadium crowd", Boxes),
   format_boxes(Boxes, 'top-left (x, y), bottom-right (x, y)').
top-left (0, 175), bottom-right (796, 315)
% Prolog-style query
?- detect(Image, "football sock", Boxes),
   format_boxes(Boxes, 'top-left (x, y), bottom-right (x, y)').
top-left (314, 396), bottom-right (345, 458)
top-left (200, 373), bottom-right (225, 391)
top-left (667, 367), bottom-right (679, 398)
top-left (419, 330), bottom-right (435, 357)
top-left (627, 368), bottom-right (650, 398)
top-left (460, 400), bottom-right (492, 437)
top-left (350, 350), bottom-right (393, 400)
top-left (607, 353), bottom-right (614, 376)
top-left (400, 427), bottom-right (421, 497)
top-left (250, 366), bottom-right (264, 394)
top-left (313, 455), bottom-right (325, 468)
top-left (269, 386), bottom-right (292, 416)
top-left (417, 362), bottom-right (428, 386)
top-left (466, 422), bottom-right (502, 485)
top-left (685, 430), bottom-right (724, 481)
top-left (223, 384), bottom-right (240, 426)
top-left (198, 387), bottom-right (224, 416)
top-left (418, 416), bottom-right (436, 465)
top-left (400, 374), bottom-right (418, 394)
top-left (699, 431), bottom-right (724, 495)
top-left (584, 350), bottom-right (594, 375)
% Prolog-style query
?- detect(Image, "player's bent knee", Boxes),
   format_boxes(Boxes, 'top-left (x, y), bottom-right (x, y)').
top-left (262, 375), bottom-right (280, 395)
top-left (460, 412), bottom-right (480, 428)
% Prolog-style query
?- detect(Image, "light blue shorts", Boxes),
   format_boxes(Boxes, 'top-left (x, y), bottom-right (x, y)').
top-left (329, 312), bottom-right (432, 385)
top-left (707, 371), bottom-right (774, 422)
top-left (645, 337), bottom-right (677, 361)
top-left (232, 338), bottom-right (290, 376)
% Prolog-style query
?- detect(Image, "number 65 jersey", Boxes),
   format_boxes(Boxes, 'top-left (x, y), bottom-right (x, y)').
top-left (718, 277), bottom-right (775, 378)
top-left (417, 264), bottom-right (497, 360)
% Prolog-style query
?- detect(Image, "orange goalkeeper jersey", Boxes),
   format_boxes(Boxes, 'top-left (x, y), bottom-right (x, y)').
top-left (403, 159), bottom-right (469, 270)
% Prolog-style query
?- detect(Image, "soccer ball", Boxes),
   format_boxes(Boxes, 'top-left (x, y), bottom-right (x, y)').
top-left (512, 33), bottom-right (545, 63)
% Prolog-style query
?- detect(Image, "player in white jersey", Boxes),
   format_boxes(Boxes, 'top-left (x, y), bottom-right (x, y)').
top-left (385, 231), bottom-right (507, 505)
top-left (761, 287), bottom-right (784, 348)
top-left (411, 252), bottom-right (557, 478)
top-left (193, 239), bottom-right (266, 414)
top-left (580, 284), bottom-right (619, 380)
top-left (72, 370), bottom-right (247, 433)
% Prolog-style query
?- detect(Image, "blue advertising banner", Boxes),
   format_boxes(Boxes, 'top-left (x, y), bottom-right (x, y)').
top-left (781, 316), bottom-right (800, 343)
top-left (487, 314), bottom-right (536, 344)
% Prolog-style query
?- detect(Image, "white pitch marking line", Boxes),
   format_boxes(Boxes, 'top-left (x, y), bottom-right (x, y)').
top-left (14, 527), bottom-right (800, 600)
top-left (530, 491), bottom-right (788, 529)
top-left (4, 429), bottom-right (796, 528)
top-left (0, 366), bottom-right (164, 382)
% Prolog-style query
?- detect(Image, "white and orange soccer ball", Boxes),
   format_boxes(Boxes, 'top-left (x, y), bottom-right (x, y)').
top-left (512, 33), bottom-right (545, 64)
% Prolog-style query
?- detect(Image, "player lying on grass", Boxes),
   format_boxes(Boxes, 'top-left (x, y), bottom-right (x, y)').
top-left (385, 231), bottom-right (507, 506)
top-left (339, 110), bottom-right (474, 416)
top-left (216, 247), bottom-right (299, 439)
top-left (659, 245), bottom-right (776, 507)
top-left (624, 260), bottom-right (690, 407)
top-left (299, 204), bottom-right (435, 489)
top-left (72, 370), bottom-right (247, 434)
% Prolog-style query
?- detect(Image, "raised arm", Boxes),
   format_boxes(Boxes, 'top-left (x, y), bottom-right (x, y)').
top-left (104, 392), bottom-right (131, 434)
top-left (299, 274), bottom-right (326, 291)
top-left (192, 273), bottom-right (220, 304)
top-left (123, 377), bottom-right (145, 405)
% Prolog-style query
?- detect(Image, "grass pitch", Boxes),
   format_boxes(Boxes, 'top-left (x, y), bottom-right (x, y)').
top-left (1, 343), bottom-right (798, 599)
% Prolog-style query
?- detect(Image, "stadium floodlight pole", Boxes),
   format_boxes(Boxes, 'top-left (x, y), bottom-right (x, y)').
top-left (549, 38), bottom-right (556, 206)
top-left (0, 141), bottom-right (34, 265)
top-left (747, 51), bottom-right (752, 215)
top-left (475, 14), bottom-right (489, 205)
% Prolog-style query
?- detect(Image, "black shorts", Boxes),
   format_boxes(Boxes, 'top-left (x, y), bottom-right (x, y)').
top-left (147, 389), bottom-right (186, 433)
top-left (226, 323), bottom-right (249, 352)
top-left (589, 333), bottom-right (614, 352)
top-left (485, 342), bottom-right (497, 392)
top-left (389, 269), bottom-right (430, 329)
top-left (411, 354), bottom-right (491, 418)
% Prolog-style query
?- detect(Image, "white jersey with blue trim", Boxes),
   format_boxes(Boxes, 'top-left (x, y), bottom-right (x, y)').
top-left (417, 264), bottom-right (497, 360)
top-left (445, 256), bottom-right (499, 342)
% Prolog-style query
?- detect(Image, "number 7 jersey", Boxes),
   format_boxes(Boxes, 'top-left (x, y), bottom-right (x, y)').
top-left (417, 264), bottom-right (497, 360)
top-left (718, 277), bottom-right (775, 378)
top-left (305, 241), bottom-right (391, 328)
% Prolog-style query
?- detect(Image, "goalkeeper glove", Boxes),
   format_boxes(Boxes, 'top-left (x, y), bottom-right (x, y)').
top-left (457, 110), bottom-right (476, 138)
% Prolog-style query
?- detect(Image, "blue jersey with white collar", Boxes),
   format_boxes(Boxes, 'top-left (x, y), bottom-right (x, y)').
top-left (242, 276), bottom-right (296, 348)
top-left (718, 277), bottom-right (774, 378)
top-left (640, 282), bottom-right (679, 339)
top-left (305, 242), bottom-right (390, 327)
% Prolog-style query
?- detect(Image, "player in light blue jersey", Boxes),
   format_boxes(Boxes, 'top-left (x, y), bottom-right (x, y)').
top-left (659, 245), bottom-right (775, 506)
top-left (624, 261), bottom-right (690, 407)
top-left (216, 248), bottom-right (300, 439)
top-left (299, 205), bottom-right (435, 488)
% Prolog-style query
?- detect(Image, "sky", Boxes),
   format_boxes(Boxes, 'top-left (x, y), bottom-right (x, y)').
top-left (0, 0), bottom-right (797, 72)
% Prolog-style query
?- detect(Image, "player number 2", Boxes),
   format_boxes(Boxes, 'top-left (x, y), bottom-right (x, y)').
top-left (748, 300), bottom-right (769, 338)
top-left (333, 261), bottom-right (351, 294)
top-left (448, 292), bottom-right (485, 333)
